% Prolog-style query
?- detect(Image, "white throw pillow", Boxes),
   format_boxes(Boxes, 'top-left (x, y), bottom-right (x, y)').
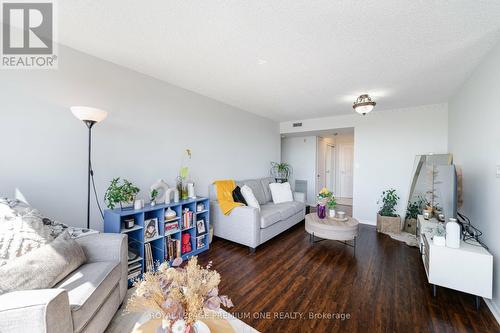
top-left (240, 185), bottom-right (260, 210)
top-left (269, 182), bottom-right (294, 204)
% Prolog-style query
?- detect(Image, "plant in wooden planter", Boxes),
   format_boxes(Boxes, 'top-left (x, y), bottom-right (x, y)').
top-left (377, 189), bottom-right (401, 234)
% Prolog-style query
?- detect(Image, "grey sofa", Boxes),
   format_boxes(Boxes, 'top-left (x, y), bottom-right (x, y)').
top-left (210, 177), bottom-right (305, 251)
top-left (0, 233), bottom-right (128, 333)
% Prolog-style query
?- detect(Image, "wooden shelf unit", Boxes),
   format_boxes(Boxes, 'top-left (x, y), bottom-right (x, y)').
top-left (104, 197), bottom-right (210, 284)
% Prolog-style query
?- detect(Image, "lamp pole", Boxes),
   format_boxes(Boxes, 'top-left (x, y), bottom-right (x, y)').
top-left (85, 120), bottom-right (96, 229)
top-left (71, 106), bottom-right (107, 230)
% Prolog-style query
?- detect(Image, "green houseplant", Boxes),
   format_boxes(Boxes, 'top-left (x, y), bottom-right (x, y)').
top-left (376, 189), bottom-right (401, 234)
top-left (104, 178), bottom-right (140, 210)
top-left (150, 189), bottom-right (159, 206)
top-left (327, 196), bottom-right (337, 218)
top-left (270, 162), bottom-right (292, 182)
top-left (404, 197), bottom-right (424, 234)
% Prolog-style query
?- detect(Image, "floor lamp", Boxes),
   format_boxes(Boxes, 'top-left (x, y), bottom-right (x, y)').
top-left (71, 106), bottom-right (108, 229)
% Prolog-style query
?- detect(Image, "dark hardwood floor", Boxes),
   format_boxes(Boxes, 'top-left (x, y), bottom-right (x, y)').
top-left (198, 222), bottom-right (500, 333)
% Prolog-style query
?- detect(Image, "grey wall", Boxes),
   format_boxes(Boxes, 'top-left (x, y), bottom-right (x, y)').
top-left (0, 45), bottom-right (280, 230)
top-left (448, 41), bottom-right (500, 318)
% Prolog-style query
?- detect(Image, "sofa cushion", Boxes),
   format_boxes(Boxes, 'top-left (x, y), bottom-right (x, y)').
top-left (274, 202), bottom-right (297, 220)
top-left (260, 204), bottom-right (282, 228)
top-left (0, 199), bottom-right (54, 267)
top-left (260, 177), bottom-right (275, 203)
top-left (260, 201), bottom-right (306, 229)
top-left (232, 186), bottom-right (248, 205)
top-left (269, 182), bottom-right (294, 204)
top-left (55, 261), bottom-right (121, 333)
top-left (238, 179), bottom-right (267, 205)
top-left (0, 231), bottom-right (86, 295)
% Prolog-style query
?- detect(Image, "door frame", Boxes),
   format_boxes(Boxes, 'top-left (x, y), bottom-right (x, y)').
top-left (325, 143), bottom-right (336, 195)
top-left (338, 143), bottom-right (354, 198)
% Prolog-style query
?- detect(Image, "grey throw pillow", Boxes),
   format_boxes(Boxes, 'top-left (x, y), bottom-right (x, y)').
top-left (0, 230), bottom-right (86, 295)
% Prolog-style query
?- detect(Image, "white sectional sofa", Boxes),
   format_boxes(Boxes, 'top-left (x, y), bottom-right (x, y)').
top-left (210, 177), bottom-right (306, 251)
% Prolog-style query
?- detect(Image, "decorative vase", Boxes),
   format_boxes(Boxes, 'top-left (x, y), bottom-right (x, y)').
top-left (151, 200), bottom-right (156, 206)
top-left (328, 209), bottom-right (336, 218)
top-left (446, 218), bottom-right (461, 248)
top-left (165, 207), bottom-right (177, 220)
top-left (167, 320), bottom-right (210, 333)
top-left (317, 204), bottom-right (326, 219)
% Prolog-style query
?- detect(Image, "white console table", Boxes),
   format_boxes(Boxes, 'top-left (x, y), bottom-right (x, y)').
top-left (417, 215), bottom-right (493, 308)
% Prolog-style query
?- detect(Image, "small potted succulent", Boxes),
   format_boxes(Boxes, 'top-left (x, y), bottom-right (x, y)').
top-left (377, 189), bottom-right (401, 234)
top-left (327, 196), bottom-right (337, 218)
top-left (104, 178), bottom-right (140, 210)
top-left (433, 224), bottom-right (446, 246)
top-left (150, 189), bottom-right (159, 206)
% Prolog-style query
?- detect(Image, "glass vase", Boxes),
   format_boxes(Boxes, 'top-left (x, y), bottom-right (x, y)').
top-left (317, 204), bottom-right (326, 219)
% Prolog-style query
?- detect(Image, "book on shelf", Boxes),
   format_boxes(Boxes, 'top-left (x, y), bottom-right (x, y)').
top-left (128, 262), bottom-right (142, 272)
top-left (182, 209), bottom-right (193, 229)
top-left (165, 235), bottom-right (181, 261)
top-left (128, 269), bottom-right (142, 280)
top-left (165, 221), bottom-right (179, 233)
top-left (196, 235), bottom-right (206, 249)
top-left (144, 243), bottom-right (154, 272)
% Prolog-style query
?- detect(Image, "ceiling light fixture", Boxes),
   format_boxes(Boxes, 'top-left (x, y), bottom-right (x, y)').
top-left (353, 94), bottom-right (376, 115)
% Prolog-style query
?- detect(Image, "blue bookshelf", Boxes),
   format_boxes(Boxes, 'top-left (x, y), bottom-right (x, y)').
top-left (104, 197), bottom-right (210, 284)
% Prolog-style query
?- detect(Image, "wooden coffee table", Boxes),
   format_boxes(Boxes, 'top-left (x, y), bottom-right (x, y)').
top-left (305, 213), bottom-right (359, 255)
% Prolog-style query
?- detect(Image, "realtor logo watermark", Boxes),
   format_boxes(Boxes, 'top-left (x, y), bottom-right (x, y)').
top-left (1, 0), bottom-right (57, 68)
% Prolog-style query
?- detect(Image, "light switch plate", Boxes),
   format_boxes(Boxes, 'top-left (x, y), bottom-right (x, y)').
top-left (496, 165), bottom-right (500, 178)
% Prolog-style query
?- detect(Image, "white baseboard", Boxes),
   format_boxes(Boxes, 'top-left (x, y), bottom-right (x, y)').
top-left (485, 298), bottom-right (500, 325)
top-left (357, 218), bottom-right (376, 226)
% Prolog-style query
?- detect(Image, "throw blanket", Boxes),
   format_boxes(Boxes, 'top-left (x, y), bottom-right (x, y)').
top-left (214, 180), bottom-right (243, 215)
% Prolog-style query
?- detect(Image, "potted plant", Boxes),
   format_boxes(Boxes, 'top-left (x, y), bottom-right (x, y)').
top-left (327, 196), bottom-right (337, 218)
top-left (433, 224), bottom-right (446, 246)
top-left (150, 189), bottom-right (159, 206)
top-left (104, 178), bottom-right (140, 210)
top-left (376, 189), bottom-right (401, 234)
top-left (270, 162), bottom-right (292, 183)
top-left (405, 197), bottom-right (424, 234)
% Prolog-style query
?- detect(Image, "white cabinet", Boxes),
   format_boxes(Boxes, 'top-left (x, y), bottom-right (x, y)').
top-left (417, 215), bottom-right (493, 300)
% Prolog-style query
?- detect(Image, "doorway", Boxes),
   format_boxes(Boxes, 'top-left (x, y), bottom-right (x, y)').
top-left (325, 144), bottom-right (336, 193)
top-left (338, 143), bottom-right (354, 198)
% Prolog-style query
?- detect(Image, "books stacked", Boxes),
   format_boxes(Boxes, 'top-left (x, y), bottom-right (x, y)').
top-left (166, 235), bottom-right (181, 261)
top-left (127, 248), bottom-right (142, 280)
top-left (182, 208), bottom-right (193, 229)
top-left (165, 221), bottom-right (179, 235)
top-left (144, 243), bottom-right (154, 272)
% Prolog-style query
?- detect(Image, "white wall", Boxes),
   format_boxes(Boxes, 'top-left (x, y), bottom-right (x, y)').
top-left (448, 41), bottom-right (500, 319)
top-left (0, 45), bottom-right (280, 230)
top-left (280, 104), bottom-right (449, 224)
top-left (281, 136), bottom-right (317, 205)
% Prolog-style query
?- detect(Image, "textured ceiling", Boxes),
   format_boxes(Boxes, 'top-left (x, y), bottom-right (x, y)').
top-left (57, 1), bottom-right (500, 121)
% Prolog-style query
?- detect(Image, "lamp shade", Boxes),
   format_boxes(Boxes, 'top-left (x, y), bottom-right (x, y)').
top-left (353, 94), bottom-right (376, 115)
top-left (71, 106), bottom-right (108, 123)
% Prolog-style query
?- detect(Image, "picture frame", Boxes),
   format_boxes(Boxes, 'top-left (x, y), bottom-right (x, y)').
top-left (197, 235), bottom-right (206, 249)
top-left (144, 217), bottom-right (159, 241)
top-left (196, 219), bottom-right (206, 235)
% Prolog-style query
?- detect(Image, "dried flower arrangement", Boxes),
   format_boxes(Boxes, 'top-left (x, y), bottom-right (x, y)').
top-left (126, 256), bottom-right (233, 332)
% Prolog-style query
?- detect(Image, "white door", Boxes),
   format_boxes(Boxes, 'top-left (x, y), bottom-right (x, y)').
top-left (339, 143), bottom-right (354, 198)
top-left (316, 137), bottom-right (326, 194)
top-left (325, 145), bottom-right (335, 193)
